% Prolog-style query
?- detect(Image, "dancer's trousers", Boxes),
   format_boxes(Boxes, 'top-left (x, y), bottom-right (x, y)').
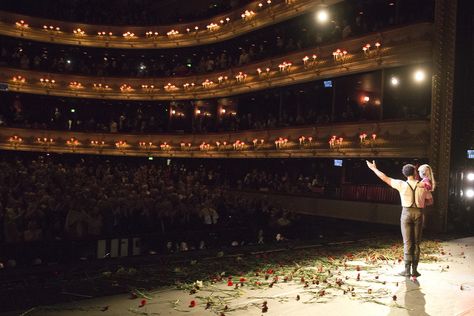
top-left (400, 207), bottom-right (423, 262)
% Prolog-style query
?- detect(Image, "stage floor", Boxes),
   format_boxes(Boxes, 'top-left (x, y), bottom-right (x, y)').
top-left (2, 237), bottom-right (474, 316)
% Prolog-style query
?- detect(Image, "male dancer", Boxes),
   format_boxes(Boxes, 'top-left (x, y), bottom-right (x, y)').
top-left (366, 160), bottom-right (427, 277)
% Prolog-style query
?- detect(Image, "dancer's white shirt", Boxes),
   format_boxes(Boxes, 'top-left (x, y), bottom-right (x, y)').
top-left (390, 179), bottom-right (426, 208)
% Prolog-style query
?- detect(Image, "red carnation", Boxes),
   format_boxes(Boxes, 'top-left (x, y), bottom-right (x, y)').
top-left (227, 280), bottom-right (233, 286)
top-left (139, 299), bottom-right (146, 307)
top-left (189, 300), bottom-right (196, 307)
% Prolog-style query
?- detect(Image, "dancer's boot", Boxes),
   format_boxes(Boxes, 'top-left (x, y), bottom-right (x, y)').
top-left (398, 261), bottom-right (411, 277)
top-left (411, 261), bottom-right (421, 277)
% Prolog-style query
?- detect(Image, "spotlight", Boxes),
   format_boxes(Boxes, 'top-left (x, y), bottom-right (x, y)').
top-left (315, 9), bottom-right (329, 23)
top-left (414, 70), bottom-right (426, 82)
top-left (391, 77), bottom-right (399, 86)
top-left (467, 173), bottom-right (474, 181)
top-left (466, 188), bottom-right (474, 199)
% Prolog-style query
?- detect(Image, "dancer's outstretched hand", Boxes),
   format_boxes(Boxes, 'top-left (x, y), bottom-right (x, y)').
top-left (366, 160), bottom-right (377, 170)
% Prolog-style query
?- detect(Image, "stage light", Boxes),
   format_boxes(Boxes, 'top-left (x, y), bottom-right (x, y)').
top-left (70, 109), bottom-right (76, 113)
top-left (391, 77), bottom-right (399, 86)
top-left (315, 9), bottom-right (329, 23)
top-left (467, 173), bottom-right (474, 181)
top-left (414, 70), bottom-right (426, 82)
top-left (466, 189), bottom-right (474, 199)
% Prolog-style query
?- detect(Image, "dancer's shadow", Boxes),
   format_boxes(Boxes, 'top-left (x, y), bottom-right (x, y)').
top-left (405, 279), bottom-right (429, 316)
top-left (388, 279), bottom-right (429, 316)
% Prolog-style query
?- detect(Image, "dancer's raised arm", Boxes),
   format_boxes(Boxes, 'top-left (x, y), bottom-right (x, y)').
top-left (366, 160), bottom-right (392, 186)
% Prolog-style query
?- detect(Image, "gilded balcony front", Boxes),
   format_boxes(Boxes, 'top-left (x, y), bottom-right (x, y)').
top-left (0, 0), bottom-right (341, 49)
top-left (0, 23), bottom-right (433, 101)
top-left (0, 120), bottom-right (429, 158)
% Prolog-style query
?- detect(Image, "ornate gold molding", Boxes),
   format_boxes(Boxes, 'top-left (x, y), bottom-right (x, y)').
top-left (1, 23), bottom-right (433, 101)
top-left (0, 0), bottom-right (341, 49)
top-left (0, 120), bottom-right (430, 158)
top-left (430, 0), bottom-right (457, 231)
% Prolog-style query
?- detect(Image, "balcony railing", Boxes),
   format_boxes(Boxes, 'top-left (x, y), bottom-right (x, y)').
top-left (0, 23), bottom-right (433, 101)
top-left (0, 119), bottom-right (430, 158)
top-left (0, 0), bottom-right (337, 49)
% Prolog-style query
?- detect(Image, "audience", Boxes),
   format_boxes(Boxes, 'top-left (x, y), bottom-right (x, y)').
top-left (0, 154), bottom-right (398, 246)
top-left (0, 0), bottom-right (251, 26)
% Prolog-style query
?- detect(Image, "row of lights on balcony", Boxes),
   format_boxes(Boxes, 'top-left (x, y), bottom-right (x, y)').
top-left (73, 28), bottom-right (85, 35)
top-left (278, 61), bottom-right (292, 72)
top-left (168, 108), bottom-right (236, 118)
top-left (93, 83), bottom-right (110, 89)
top-left (20, 6), bottom-right (389, 44)
top-left (13, 0), bottom-right (283, 39)
top-left (69, 81), bottom-right (83, 89)
top-left (302, 54), bottom-right (318, 65)
top-left (11, 69), bottom-right (427, 96)
top-left (97, 31), bottom-right (114, 36)
top-left (170, 109), bottom-right (184, 117)
top-left (15, 20), bottom-right (29, 28)
top-left (43, 25), bottom-right (61, 31)
top-left (9, 41), bottom-right (429, 93)
top-left (164, 83), bottom-right (178, 91)
top-left (362, 42), bottom-right (381, 54)
top-left (8, 133), bottom-right (380, 151)
top-left (12, 75), bottom-right (26, 83)
top-left (332, 49), bottom-right (348, 63)
top-left (122, 31), bottom-right (135, 38)
top-left (119, 84), bottom-right (133, 92)
top-left (145, 31), bottom-right (159, 37)
top-left (258, 0), bottom-right (272, 8)
top-left (235, 72), bottom-right (247, 83)
top-left (241, 10), bottom-right (256, 20)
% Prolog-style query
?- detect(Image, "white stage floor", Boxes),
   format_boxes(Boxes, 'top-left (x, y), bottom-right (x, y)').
top-left (3, 237), bottom-right (474, 316)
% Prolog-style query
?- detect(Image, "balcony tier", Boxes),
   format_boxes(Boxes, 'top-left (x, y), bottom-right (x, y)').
top-left (0, 0), bottom-right (338, 49)
top-left (1, 23), bottom-right (433, 101)
top-left (1, 120), bottom-right (429, 158)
